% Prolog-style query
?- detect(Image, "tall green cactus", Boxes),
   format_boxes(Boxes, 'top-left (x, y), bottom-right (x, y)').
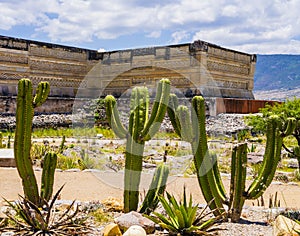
top-left (14, 78), bottom-right (57, 207)
top-left (168, 95), bottom-right (226, 216)
top-left (168, 94), bottom-right (293, 221)
top-left (105, 78), bottom-right (170, 213)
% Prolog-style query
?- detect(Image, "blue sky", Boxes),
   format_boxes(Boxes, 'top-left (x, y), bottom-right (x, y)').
top-left (0, 0), bottom-right (299, 54)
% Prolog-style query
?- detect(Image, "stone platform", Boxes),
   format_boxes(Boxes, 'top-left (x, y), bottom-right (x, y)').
top-left (0, 149), bottom-right (15, 167)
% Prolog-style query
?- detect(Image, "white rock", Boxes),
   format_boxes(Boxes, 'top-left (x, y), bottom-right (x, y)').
top-left (123, 225), bottom-right (147, 236)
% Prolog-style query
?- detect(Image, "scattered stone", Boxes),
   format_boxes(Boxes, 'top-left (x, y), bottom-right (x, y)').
top-left (271, 181), bottom-right (283, 185)
top-left (273, 215), bottom-right (300, 236)
top-left (101, 197), bottom-right (123, 212)
top-left (123, 225), bottom-right (147, 236)
top-left (1, 232), bottom-right (15, 236)
top-left (115, 211), bottom-right (155, 234)
top-left (247, 152), bottom-right (264, 164)
top-left (64, 168), bottom-right (81, 172)
top-left (102, 223), bottom-right (122, 236)
top-left (287, 158), bottom-right (299, 169)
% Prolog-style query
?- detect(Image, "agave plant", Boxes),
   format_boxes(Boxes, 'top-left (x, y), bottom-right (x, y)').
top-left (146, 187), bottom-right (221, 235)
top-left (295, 220), bottom-right (300, 235)
top-left (3, 185), bottom-right (90, 235)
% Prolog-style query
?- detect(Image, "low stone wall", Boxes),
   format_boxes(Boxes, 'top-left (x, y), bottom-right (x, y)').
top-left (0, 96), bottom-right (279, 117)
top-left (0, 96), bottom-right (87, 114)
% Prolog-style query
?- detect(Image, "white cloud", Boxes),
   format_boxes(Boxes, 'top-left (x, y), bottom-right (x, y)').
top-left (146, 31), bottom-right (161, 38)
top-left (0, 0), bottom-right (299, 54)
top-left (170, 31), bottom-right (190, 44)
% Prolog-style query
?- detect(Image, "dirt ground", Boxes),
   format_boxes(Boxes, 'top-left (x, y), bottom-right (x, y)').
top-left (0, 167), bottom-right (299, 209)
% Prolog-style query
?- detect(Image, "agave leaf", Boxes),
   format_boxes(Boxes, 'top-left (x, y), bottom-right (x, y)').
top-left (187, 205), bottom-right (198, 226)
top-left (159, 222), bottom-right (178, 233)
top-left (198, 218), bottom-right (216, 231)
top-left (143, 214), bottom-right (160, 224)
top-left (183, 185), bottom-right (187, 211)
top-left (175, 208), bottom-right (186, 228)
top-left (153, 212), bottom-right (172, 225)
top-left (167, 193), bottom-right (180, 211)
top-left (158, 195), bottom-right (176, 219)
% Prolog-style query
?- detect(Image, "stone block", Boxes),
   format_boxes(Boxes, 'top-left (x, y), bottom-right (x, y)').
top-left (0, 149), bottom-right (15, 167)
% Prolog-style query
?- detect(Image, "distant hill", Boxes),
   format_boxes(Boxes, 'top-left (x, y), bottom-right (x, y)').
top-left (254, 54), bottom-right (300, 91)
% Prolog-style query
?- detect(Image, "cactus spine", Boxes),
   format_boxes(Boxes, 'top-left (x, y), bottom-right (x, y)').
top-left (168, 94), bottom-right (290, 222)
top-left (14, 78), bottom-right (56, 207)
top-left (105, 79), bottom-right (170, 212)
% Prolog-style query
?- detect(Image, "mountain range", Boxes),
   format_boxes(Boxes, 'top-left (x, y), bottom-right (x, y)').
top-left (254, 54), bottom-right (300, 91)
top-left (253, 54), bottom-right (300, 100)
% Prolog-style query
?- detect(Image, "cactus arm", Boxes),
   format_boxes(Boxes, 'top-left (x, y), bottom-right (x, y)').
top-left (246, 116), bottom-right (283, 199)
top-left (211, 152), bottom-right (228, 204)
top-left (40, 152), bottom-right (57, 201)
top-left (104, 95), bottom-right (127, 139)
top-left (167, 93), bottom-right (181, 136)
top-left (33, 82), bottom-right (50, 107)
top-left (139, 163), bottom-right (169, 215)
top-left (141, 79), bottom-right (170, 141)
top-left (191, 96), bottom-right (208, 159)
top-left (282, 117), bottom-right (297, 136)
top-left (229, 143), bottom-right (247, 222)
top-left (177, 105), bottom-right (193, 142)
top-left (14, 79), bottom-right (40, 205)
top-left (130, 87), bottom-right (149, 140)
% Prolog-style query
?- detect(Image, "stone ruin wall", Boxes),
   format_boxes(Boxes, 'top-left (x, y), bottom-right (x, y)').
top-left (0, 36), bottom-right (256, 114)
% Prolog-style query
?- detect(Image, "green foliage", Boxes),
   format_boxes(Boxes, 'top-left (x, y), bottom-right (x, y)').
top-left (56, 153), bottom-right (81, 170)
top-left (246, 97), bottom-right (300, 172)
top-left (89, 208), bottom-right (112, 224)
top-left (30, 143), bottom-right (50, 160)
top-left (145, 188), bottom-right (219, 235)
top-left (3, 186), bottom-right (90, 235)
top-left (0, 132), bottom-right (6, 148)
top-left (31, 127), bottom-right (115, 139)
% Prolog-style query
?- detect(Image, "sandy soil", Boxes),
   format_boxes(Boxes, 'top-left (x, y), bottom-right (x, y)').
top-left (0, 167), bottom-right (299, 209)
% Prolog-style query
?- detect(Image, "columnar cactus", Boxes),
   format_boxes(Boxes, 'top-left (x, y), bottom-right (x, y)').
top-left (14, 78), bottom-right (57, 207)
top-left (105, 78), bottom-right (170, 212)
top-left (168, 94), bottom-right (293, 221)
top-left (168, 95), bottom-right (226, 216)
